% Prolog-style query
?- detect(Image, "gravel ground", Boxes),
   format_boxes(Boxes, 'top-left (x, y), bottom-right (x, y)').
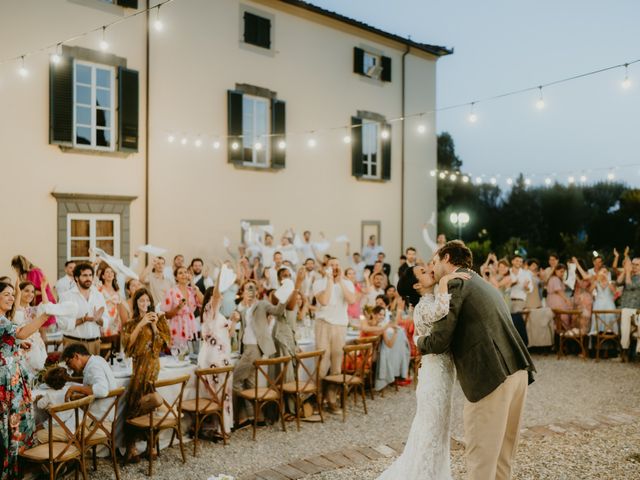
top-left (88, 354), bottom-right (640, 479)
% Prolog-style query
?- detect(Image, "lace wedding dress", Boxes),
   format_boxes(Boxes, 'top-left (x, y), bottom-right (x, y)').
top-left (378, 292), bottom-right (455, 480)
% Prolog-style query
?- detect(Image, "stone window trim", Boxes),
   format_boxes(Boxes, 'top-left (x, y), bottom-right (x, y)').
top-left (52, 192), bottom-right (136, 277)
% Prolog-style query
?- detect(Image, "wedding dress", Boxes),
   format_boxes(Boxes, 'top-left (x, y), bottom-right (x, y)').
top-left (378, 292), bottom-right (455, 480)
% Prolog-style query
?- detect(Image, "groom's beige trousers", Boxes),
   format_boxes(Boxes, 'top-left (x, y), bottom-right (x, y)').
top-left (464, 369), bottom-right (528, 480)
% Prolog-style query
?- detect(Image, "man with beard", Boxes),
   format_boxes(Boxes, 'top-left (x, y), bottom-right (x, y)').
top-left (58, 262), bottom-right (108, 355)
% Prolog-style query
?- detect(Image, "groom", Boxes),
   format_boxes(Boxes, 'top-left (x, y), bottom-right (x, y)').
top-left (416, 241), bottom-right (535, 480)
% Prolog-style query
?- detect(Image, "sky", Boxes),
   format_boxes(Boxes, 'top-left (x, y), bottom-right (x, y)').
top-left (310, 0), bottom-right (640, 187)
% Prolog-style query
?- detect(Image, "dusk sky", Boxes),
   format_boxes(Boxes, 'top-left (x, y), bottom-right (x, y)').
top-left (311, 0), bottom-right (640, 187)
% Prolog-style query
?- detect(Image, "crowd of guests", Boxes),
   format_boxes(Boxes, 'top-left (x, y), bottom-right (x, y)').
top-left (0, 231), bottom-right (430, 476)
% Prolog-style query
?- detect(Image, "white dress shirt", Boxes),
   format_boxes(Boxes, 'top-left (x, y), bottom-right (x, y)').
top-left (58, 286), bottom-right (109, 339)
top-left (83, 355), bottom-right (118, 420)
top-left (509, 268), bottom-right (534, 301)
top-left (241, 303), bottom-right (258, 345)
top-left (361, 245), bottom-right (384, 266)
top-left (313, 277), bottom-right (355, 327)
top-left (55, 275), bottom-right (76, 298)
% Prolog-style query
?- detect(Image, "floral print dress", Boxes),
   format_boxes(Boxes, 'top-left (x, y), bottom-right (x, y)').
top-left (197, 307), bottom-right (233, 434)
top-left (162, 286), bottom-right (199, 346)
top-left (0, 315), bottom-right (35, 480)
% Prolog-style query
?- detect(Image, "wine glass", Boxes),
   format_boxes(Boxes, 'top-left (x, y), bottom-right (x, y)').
top-left (170, 345), bottom-right (179, 361)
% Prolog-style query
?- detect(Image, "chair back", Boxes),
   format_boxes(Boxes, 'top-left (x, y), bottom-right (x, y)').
top-left (83, 386), bottom-right (125, 444)
top-left (253, 355), bottom-right (291, 400)
top-left (551, 309), bottom-right (583, 334)
top-left (46, 395), bottom-right (94, 462)
top-left (45, 339), bottom-right (62, 352)
top-left (343, 344), bottom-right (372, 380)
top-left (194, 366), bottom-right (233, 411)
top-left (592, 309), bottom-right (622, 335)
top-left (151, 375), bottom-right (190, 428)
top-left (293, 349), bottom-right (324, 393)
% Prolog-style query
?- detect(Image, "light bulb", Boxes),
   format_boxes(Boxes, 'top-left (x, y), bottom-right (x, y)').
top-left (462, 175), bottom-right (469, 183)
top-left (99, 27), bottom-right (109, 51)
top-left (474, 177), bottom-right (483, 185)
top-left (568, 176), bottom-right (575, 184)
top-left (154, 19), bottom-right (164, 31)
top-left (468, 113), bottom-right (477, 123)
top-left (439, 172), bottom-right (446, 179)
top-left (429, 170), bottom-right (436, 177)
top-left (51, 53), bottom-right (61, 64)
top-left (343, 135), bottom-right (352, 144)
top-left (380, 129), bottom-right (390, 140)
top-left (254, 142), bottom-right (263, 151)
top-left (278, 140), bottom-right (286, 150)
top-left (524, 178), bottom-right (532, 186)
top-left (607, 172), bottom-right (615, 181)
top-left (417, 124), bottom-right (427, 134)
top-left (307, 138), bottom-right (317, 148)
top-left (489, 177), bottom-right (497, 185)
top-left (167, 135), bottom-right (175, 143)
top-left (449, 174), bottom-right (457, 182)
top-left (580, 175), bottom-right (587, 183)
top-left (506, 178), bottom-right (513, 186)
top-left (195, 139), bottom-right (202, 147)
top-left (213, 141), bottom-right (221, 149)
top-left (536, 98), bottom-right (545, 110)
top-left (231, 142), bottom-right (239, 151)
top-left (544, 177), bottom-right (552, 186)
top-left (180, 137), bottom-right (188, 145)
top-left (622, 64), bottom-right (631, 89)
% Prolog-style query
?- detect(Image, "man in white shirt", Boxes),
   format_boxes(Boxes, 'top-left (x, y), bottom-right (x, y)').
top-left (313, 257), bottom-right (356, 412)
top-left (349, 252), bottom-right (366, 283)
top-left (260, 233), bottom-right (276, 268)
top-left (55, 260), bottom-right (76, 299)
top-left (267, 251), bottom-right (285, 290)
top-left (364, 271), bottom-right (386, 307)
top-left (58, 263), bottom-right (109, 355)
top-left (361, 235), bottom-right (384, 268)
top-left (61, 343), bottom-right (117, 421)
top-left (300, 258), bottom-right (320, 301)
top-left (509, 256), bottom-right (533, 314)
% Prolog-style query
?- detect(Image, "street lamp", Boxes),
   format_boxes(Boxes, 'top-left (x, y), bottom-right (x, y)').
top-left (449, 212), bottom-right (470, 239)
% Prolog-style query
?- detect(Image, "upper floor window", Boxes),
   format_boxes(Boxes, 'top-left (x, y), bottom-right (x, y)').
top-left (353, 47), bottom-right (392, 82)
top-left (74, 61), bottom-right (115, 150)
top-left (361, 121), bottom-right (380, 179)
top-left (244, 12), bottom-right (271, 49)
top-left (227, 89), bottom-right (285, 170)
top-left (99, 0), bottom-right (138, 7)
top-left (351, 115), bottom-right (391, 181)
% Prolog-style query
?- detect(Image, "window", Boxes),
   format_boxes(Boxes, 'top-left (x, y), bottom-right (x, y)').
top-left (242, 95), bottom-right (270, 166)
top-left (362, 121), bottom-right (380, 179)
top-left (244, 12), bottom-right (271, 49)
top-left (67, 213), bottom-right (120, 261)
top-left (351, 116), bottom-right (391, 181)
top-left (353, 47), bottom-right (392, 82)
top-left (74, 61), bottom-right (115, 150)
top-left (98, 0), bottom-right (139, 7)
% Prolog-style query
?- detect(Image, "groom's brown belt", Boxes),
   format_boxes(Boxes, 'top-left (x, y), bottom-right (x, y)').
top-left (63, 334), bottom-right (101, 342)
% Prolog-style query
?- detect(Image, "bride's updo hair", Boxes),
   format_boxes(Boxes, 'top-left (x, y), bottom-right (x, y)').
top-left (397, 266), bottom-right (422, 308)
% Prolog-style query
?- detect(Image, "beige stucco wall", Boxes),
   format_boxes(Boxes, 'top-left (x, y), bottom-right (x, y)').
top-left (0, 0), bottom-right (147, 278)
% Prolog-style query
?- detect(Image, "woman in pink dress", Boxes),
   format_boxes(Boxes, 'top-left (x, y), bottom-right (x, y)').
top-left (162, 266), bottom-right (202, 346)
top-left (572, 275), bottom-right (593, 334)
top-left (546, 263), bottom-right (573, 329)
top-left (345, 268), bottom-right (363, 323)
top-left (10, 255), bottom-right (56, 330)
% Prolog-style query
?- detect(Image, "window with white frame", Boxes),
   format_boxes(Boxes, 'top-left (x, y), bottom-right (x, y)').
top-left (363, 52), bottom-right (381, 77)
top-left (362, 120), bottom-right (380, 178)
top-left (67, 214), bottom-right (120, 261)
top-left (242, 95), bottom-right (270, 166)
top-left (74, 61), bottom-right (115, 150)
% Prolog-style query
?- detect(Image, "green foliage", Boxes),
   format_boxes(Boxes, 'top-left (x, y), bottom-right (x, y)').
top-left (436, 131), bottom-right (640, 262)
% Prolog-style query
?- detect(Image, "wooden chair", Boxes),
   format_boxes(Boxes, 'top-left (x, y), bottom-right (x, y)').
top-left (592, 309), bottom-right (623, 361)
top-left (44, 338), bottom-right (63, 352)
top-left (238, 355), bottom-right (291, 440)
top-left (182, 366), bottom-right (234, 456)
top-left (125, 375), bottom-right (190, 476)
top-left (354, 335), bottom-right (382, 399)
top-left (282, 349), bottom-right (325, 431)
top-left (82, 387), bottom-right (125, 480)
top-left (99, 342), bottom-right (113, 361)
top-left (20, 394), bottom-right (94, 480)
top-left (552, 309), bottom-right (587, 359)
top-left (323, 343), bottom-right (372, 422)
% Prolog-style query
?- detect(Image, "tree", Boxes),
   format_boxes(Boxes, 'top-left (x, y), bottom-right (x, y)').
top-left (437, 132), bottom-right (462, 172)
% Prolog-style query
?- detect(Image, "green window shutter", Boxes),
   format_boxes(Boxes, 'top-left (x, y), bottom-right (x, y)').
top-left (271, 99), bottom-right (286, 169)
top-left (227, 90), bottom-right (244, 164)
top-left (353, 47), bottom-right (365, 75)
top-left (118, 67), bottom-right (139, 152)
top-left (244, 12), bottom-right (271, 49)
top-left (116, 0), bottom-right (138, 8)
top-left (381, 123), bottom-right (391, 180)
top-left (49, 56), bottom-right (74, 145)
top-left (351, 117), bottom-right (364, 178)
top-left (381, 56), bottom-right (392, 82)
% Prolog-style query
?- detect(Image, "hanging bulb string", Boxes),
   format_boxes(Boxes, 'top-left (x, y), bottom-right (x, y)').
top-left (0, 0), bottom-right (176, 67)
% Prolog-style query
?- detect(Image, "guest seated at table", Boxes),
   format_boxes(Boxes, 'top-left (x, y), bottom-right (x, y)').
top-left (60, 343), bottom-right (117, 429)
top-left (122, 288), bottom-right (170, 462)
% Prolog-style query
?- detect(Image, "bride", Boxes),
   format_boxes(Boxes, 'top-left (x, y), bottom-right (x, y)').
top-left (378, 262), bottom-right (469, 480)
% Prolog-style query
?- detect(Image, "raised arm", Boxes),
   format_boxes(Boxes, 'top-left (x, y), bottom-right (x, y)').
top-left (417, 278), bottom-right (463, 355)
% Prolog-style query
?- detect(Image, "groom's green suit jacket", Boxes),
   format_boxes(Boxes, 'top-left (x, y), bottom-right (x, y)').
top-left (417, 269), bottom-right (535, 402)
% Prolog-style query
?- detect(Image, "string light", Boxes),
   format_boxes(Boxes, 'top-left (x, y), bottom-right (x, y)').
top-left (524, 178), bottom-right (532, 186)
top-left (535, 86), bottom-right (545, 110)
top-left (277, 140), bottom-right (286, 150)
top-left (544, 177), bottom-right (552, 186)
top-left (180, 137), bottom-right (187, 145)
top-left (18, 56), bottom-right (28, 77)
top-left (231, 141), bottom-right (239, 151)
top-left (474, 177), bottom-right (483, 185)
top-left (212, 140), bottom-right (220, 149)
top-left (307, 137), bottom-right (317, 148)
top-left (342, 134), bottom-right (352, 144)
top-left (461, 175), bottom-right (469, 183)
top-left (99, 26), bottom-right (109, 51)
top-left (254, 142), bottom-right (263, 151)
top-left (429, 170), bottom-right (436, 177)
top-left (568, 176), bottom-right (575, 184)
top-left (167, 134), bottom-right (175, 143)
top-left (580, 175), bottom-right (587, 183)
top-left (449, 174), bottom-right (457, 182)
top-left (51, 44), bottom-right (62, 64)
top-left (154, 5), bottom-right (164, 31)
top-left (607, 172), bottom-right (615, 181)
top-left (489, 177), bottom-right (497, 185)
top-left (468, 102), bottom-right (478, 123)
top-left (417, 123), bottom-right (427, 134)
top-left (194, 138), bottom-right (202, 147)
top-left (622, 63), bottom-right (631, 89)
top-left (439, 172), bottom-right (446, 179)
top-left (506, 178), bottom-right (513, 186)
top-left (380, 129), bottom-right (390, 140)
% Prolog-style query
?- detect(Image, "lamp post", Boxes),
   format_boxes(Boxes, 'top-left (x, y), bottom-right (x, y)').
top-left (449, 212), bottom-right (470, 240)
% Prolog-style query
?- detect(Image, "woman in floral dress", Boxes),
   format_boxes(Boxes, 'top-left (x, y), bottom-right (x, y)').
top-left (11, 281), bottom-right (47, 375)
top-left (122, 288), bottom-right (171, 461)
top-left (162, 266), bottom-right (202, 347)
top-left (97, 265), bottom-right (128, 350)
top-left (0, 280), bottom-right (49, 480)
top-left (198, 283), bottom-right (235, 436)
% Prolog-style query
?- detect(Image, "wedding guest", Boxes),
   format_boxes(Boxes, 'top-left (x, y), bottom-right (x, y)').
top-left (198, 284), bottom-right (235, 437)
top-left (58, 263), bottom-right (109, 355)
top-left (122, 288), bottom-right (170, 462)
top-left (162, 266), bottom-right (202, 347)
top-left (364, 271), bottom-right (385, 307)
top-left (345, 267), bottom-right (364, 323)
top-left (524, 259), bottom-right (542, 309)
top-left (349, 252), bottom-right (366, 283)
top-left (11, 255), bottom-right (57, 331)
top-left (546, 264), bottom-right (573, 329)
top-left (509, 255), bottom-right (533, 314)
top-left (0, 280), bottom-right (49, 479)
top-left (376, 252), bottom-right (391, 278)
top-left (541, 253), bottom-right (560, 283)
top-left (300, 258), bottom-right (320, 301)
top-left (618, 257), bottom-right (640, 309)
top-left (259, 233), bottom-right (276, 269)
top-left (296, 230), bottom-right (318, 262)
top-left (11, 281), bottom-right (47, 374)
top-left (588, 255), bottom-right (610, 281)
top-left (124, 278), bottom-right (143, 319)
top-left (98, 264), bottom-right (127, 349)
top-left (55, 260), bottom-right (76, 298)
top-left (279, 234), bottom-right (299, 267)
top-left (362, 235), bottom-right (384, 268)
top-left (398, 247), bottom-right (417, 278)
top-left (490, 259), bottom-right (513, 307)
top-left (232, 280), bottom-right (285, 424)
top-left (395, 297), bottom-right (417, 360)
top-left (591, 268), bottom-right (617, 334)
top-left (313, 257), bottom-right (356, 413)
top-left (572, 270), bottom-right (594, 334)
top-left (190, 258), bottom-right (214, 296)
top-left (140, 256), bottom-right (172, 305)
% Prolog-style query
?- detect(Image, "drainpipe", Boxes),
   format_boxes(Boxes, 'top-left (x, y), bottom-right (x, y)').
top-left (144, 1), bottom-right (150, 252)
top-left (400, 45), bottom-right (410, 250)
